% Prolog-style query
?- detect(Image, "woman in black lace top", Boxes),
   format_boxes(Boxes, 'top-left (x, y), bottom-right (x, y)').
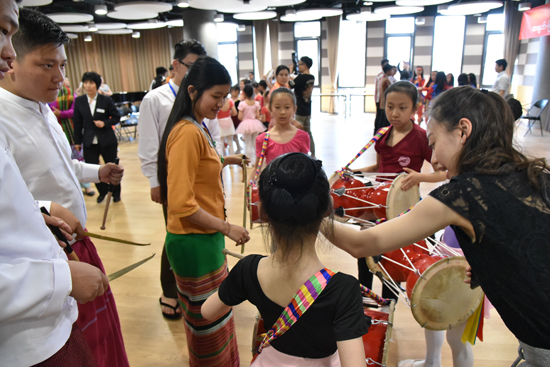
top-left (323, 87), bottom-right (550, 366)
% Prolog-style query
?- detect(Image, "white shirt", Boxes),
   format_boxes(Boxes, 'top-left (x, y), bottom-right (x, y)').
top-left (0, 140), bottom-right (77, 367)
top-left (374, 70), bottom-right (384, 103)
top-left (138, 80), bottom-right (222, 188)
top-left (491, 71), bottom-right (510, 96)
top-left (0, 87), bottom-right (100, 227)
top-left (87, 93), bottom-right (99, 144)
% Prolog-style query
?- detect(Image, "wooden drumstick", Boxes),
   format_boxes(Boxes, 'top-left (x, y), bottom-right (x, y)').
top-left (100, 158), bottom-right (120, 230)
top-left (242, 155), bottom-right (247, 254)
top-left (222, 248), bottom-right (245, 260)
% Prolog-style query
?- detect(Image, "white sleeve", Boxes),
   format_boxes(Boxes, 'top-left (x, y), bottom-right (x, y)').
top-left (137, 95), bottom-right (161, 188)
top-left (204, 119), bottom-right (223, 156)
top-left (72, 160), bottom-right (101, 183)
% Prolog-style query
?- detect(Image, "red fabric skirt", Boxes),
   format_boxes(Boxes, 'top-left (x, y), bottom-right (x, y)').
top-left (32, 324), bottom-right (97, 367)
top-left (72, 235), bottom-right (130, 367)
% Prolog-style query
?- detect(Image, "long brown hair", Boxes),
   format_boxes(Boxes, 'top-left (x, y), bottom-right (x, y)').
top-left (428, 86), bottom-right (549, 189)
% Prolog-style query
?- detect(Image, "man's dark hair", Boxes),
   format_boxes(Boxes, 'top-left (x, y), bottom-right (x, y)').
top-left (156, 66), bottom-right (167, 76)
top-left (249, 71), bottom-right (254, 76)
top-left (381, 58), bottom-right (389, 66)
top-left (496, 59), bottom-right (507, 71)
top-left (169, 64), bottom-right (174, 71)
top-left (13, 8), bottom-right (69, 61)
top-left (82, 71), bottom-right (102, 90)
top-left (457, 73), bottom-right (469, 86)
top-left (300, 56), bottom-right (313, 69)
top-left (252, 82), bottom-right (259, 88)
top-left (173, 39), bottom-right (207, 61)
top-left (259, 80), bottom-right (268, 89)
top-left (231, 84), bottom-right (240, 93)
top-left (382, 63), bottom-right (393, 74)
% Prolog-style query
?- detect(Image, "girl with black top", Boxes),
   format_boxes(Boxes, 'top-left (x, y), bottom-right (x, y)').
top-left (323, 87), bottom-right (550, 366)
top-left (203, 153), bottom-right (368, 367)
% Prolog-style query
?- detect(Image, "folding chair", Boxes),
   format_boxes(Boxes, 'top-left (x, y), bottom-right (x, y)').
top-left (523, 99), bottom-right (549, 136)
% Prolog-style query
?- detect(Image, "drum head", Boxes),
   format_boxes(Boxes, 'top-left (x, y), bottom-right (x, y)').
top-left (410, 256), bottom-right (484, 330)
top-left (386, 173), bottom-right (420, 220)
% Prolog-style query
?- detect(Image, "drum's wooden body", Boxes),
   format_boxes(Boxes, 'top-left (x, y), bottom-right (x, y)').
top-left (248, 184), bottom-right (263, 225)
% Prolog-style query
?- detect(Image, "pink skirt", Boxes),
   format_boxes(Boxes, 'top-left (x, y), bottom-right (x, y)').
top-left (218, 117), bottom-right (235, 137)
top-left (251, 346), bottom-right (341, 367)
top-left (235, 118), bottom-right (266, 135)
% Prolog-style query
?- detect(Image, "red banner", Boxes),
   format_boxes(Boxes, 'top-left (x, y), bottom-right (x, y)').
top-left (519, 3), bottom-right (550, 40)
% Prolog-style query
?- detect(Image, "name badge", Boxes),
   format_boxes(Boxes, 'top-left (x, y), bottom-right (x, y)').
top-left (96, 108), bottom-right (105, 113)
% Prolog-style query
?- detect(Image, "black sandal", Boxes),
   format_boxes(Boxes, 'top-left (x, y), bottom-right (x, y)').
top-left (159, 297), bottom-right (182, 320)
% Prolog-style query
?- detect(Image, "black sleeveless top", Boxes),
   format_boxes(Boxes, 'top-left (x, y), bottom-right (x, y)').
top-left (430, 170), bottom-right (550, 349)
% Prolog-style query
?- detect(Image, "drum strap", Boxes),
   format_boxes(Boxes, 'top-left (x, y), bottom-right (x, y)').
top-left (339, 126), bottom-right (391, 180)
top-left (257, 267), bottom-right (337, 354)
top-left (252, 132), bottom-right (270, 184)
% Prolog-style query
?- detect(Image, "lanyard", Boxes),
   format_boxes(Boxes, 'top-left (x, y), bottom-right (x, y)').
top-left (168, 82), bottom-right (177, 98)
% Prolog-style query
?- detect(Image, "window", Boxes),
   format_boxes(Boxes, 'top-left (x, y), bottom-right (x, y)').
top-left (432, 15), bottom-right (466, 80)
top-left (217, 23), bottom-right (238, 85)
top-left (338, 20), bottom-right (366, 88)
top-left (385, 17), bottom-right (414, 80)
top-left (481, 13), bottom-right (504, 87)
top-left (294, 21), bottom-right (320, 86)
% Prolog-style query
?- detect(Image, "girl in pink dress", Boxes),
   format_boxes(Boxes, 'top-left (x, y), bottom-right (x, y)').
top-left (254, 88), bottom-right (310, 173)
top-left (236, 84), bottom-right (266, 161)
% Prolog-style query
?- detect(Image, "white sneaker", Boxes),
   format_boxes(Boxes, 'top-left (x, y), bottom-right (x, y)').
top-left (398, 360), bottom-right (425, 367)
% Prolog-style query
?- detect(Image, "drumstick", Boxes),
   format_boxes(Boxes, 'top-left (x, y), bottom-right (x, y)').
top-left (222, 248), bottom-right (245, 260)
top-left (100, 158), bottom-right (120, 230)
top-left (241, 155), bottom-right (247, 254)
top-left (40, 207), bottom-right (79, 261)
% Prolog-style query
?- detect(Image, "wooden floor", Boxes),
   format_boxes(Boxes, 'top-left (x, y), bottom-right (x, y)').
top-left (85, 112), bottom-right (550, 367)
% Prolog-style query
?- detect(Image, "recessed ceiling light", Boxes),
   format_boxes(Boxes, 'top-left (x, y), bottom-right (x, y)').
top-left (518, 2), bottom-right (531, 11)
top-left (60, 25), bottom-right (89, 32)
top-left (132, 31), bottom-right (140, 38)
top-left (237, 24), bottom-right (246, 31)
top-left (415, 17), bottom-right (426, 25)
top-left (66, 33), bottom-right (78, 39)
top-left (98, 29), bottom-right (134, 34)
top-left (397, 0), bottom-right (451, 5)
top-left (47, 13), bottom-right (94, 24)
top-left (177, 0), bottom-right (190, 8)
top-left (439, 1), bottom-right (503, 15)
top-left (477, 15), bottom-right (488, 23)
top-left (347, 8), bottom-right (391, 21)
top-left (165, 19), bottom-right (184, 27)
top-left (95, 5), bottom-right (108, 15)
top-left (84, 35), bottom-right (92, 42)
top-left (95, 22), bottom-right (127, 30)
top-left (374, 5), bottom-right (424, 15)
top-left (214, 13), bottom-right (224, 22)
top-left (107, 10), bottom-right (159, 20)
top-left (114, 2), bottom-right (172, 13)
top-left (363, 1), bottom-right (374, 5)
top-left (233, 11), bottom-right (277, 20)
top-left (88, 22), bottom-right (98, 32)
top-left (20, 0), bottom-right (52, 6)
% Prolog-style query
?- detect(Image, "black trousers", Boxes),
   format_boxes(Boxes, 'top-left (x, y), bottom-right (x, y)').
top-left (161, 203), bottom-right (178, 299)
top-left (83, 143), bottom-right (121, 198)
top-left (373, 105), bottom-right (391, 135)
top-left (358, 257), bottom-right (398, 301)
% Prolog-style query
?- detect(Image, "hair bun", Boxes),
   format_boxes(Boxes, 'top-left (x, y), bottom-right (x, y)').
top-left (292, 194), bottom-right (319, 224)
top-left (268, 188), bottom-right (294, 221)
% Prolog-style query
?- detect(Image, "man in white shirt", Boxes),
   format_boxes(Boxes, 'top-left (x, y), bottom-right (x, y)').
top-left (491, 58), bottom-right (511, 97)
top-left (0, 8), bottom-right (129, 366)
top-left (0, 1), bottom-right (108, 366)
top-left (374, 59), bottom-right (389, 133)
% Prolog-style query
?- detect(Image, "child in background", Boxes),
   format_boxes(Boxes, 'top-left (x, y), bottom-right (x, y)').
top-left (217, 92), bottom-right (238, 155)
top-left (203, 152), bottom-right (368, 367)
top-left (255, 88), bottom-right (309, 174)
top-left (260, 103), bottom-right (271, 130)
top-left (411, 66), bottom-right (426, 124)
top-left (236, 84), bottom-right (265, 162)
top-left (425, 72), bottom-right (450, 104)
top-left (229, 84), bottom-right (242, 154)
top-left (254, 82), bottom-right (264, 108)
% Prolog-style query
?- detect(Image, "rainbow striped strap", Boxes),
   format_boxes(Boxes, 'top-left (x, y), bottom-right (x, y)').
top-left (360, 284), bottom-right (391, 306)
top-left (258, 268), bottom-right (336, 353)
top-left (252, 132), bottom-right (270, 184)
top-left (339, 126), bottom-right (391, 180)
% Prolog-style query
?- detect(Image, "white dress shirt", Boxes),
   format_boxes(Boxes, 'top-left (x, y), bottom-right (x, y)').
top-left (491, 71), bottom-right (510, 96)
top-left (0, 140), bottom-right (77, 367)
top-left (0, 87), bottom-right (100, 227)
top-left (87, 93), bottom-right (99, 144)
top-left (138, 79), bottom-right (222, 188)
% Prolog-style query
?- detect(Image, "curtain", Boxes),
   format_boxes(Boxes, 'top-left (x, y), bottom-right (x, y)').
top-left (504, 2), bottom-right (522, 78)
top-left (253, 20), bottom-right (268, 79)
top-left (326, 15), bottom-right (341, 113)
top-left (65, 27), bottom-right (182, 93)
top-left (269, 20), bottom-right (279, 72)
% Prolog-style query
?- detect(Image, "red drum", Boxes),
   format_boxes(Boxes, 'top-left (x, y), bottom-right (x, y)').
top-left (248, 184), bottom-right (263, 225)
top-left (378, 240), bottom-right (429, 282)
top-left (405, 254), bottom-right (444, 299)
top-left (330, 176), bottom-right (374, 219)
top-left (251, 301), bottom-right (396, 366)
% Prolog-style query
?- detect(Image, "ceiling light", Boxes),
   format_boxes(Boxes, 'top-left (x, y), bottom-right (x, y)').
top-left (518, 2), bottom-right (531, 11)
top-left (374, 5), bottom-right (424, 15)
top-left (214, 13), bottom-right (224, 22)
top-left (177, 0), bottom-right (190, 8)
top-left (132, 31), bottom-right (140, 38)
top-left (87, 22), bottom-right (98, 31)
top-left (346, 8), bottom-right (391, 21)
top-left (84, 35), bottom-right (92, 42)
top-left (363, 1), bottom-right (373, 5)
top-left (20, 0), bottom-right (52, 6)
top-left (415, 17), bottom-right (425, 25)
top-left (477, 15), bottom-right (487, 23)
top-left (47, 13), bottom-right (94, 23)
top-left (60, 25), bottom-right (89, 32)
top-left (367, 0), bottom-right (394, 2)
top-left (397, 0), bottom-right (451, 5)
top-left (95, 22), bottom-right (127, 29)
top-left (233, 11), bottom-right (277, 20)
top-left (237, 24), bottom-right (246, 31)
top-left (128, 20), bottom-right (167, 29)
top-left (286, 9), bottom-right (296, 15)
top-left (95, 5), bottom-right (108, 15)
top-left (165, 19), bottom-right (184, 27)
top-left (107, 10), bottom-right (159, 20)
top-left (439, 1), bottom-right (503, 15)
top-left (66, 33), bottom-right (78, 39)
top-left (114, 1), bottom-right (172, 13)
top-left (98, 29), bottom-right (133, 34)
top-left (281, 8), bottom-right (343, 22)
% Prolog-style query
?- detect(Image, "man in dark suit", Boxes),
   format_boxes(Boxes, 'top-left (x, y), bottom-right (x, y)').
top-left (74, 71), bottom-right (121, 203)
